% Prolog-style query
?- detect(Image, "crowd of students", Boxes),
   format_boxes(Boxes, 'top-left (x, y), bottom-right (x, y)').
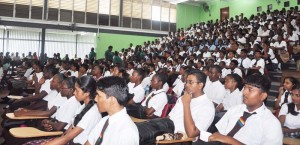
top-left (0, 6), bottom-right (299, 145)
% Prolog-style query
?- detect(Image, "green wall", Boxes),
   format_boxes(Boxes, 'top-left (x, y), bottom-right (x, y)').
top-left (177, 0), bottom-right (299, 29)
top-left (96, 33), bottom-right (157, 59)
top-left (176, 3), bottom-right (202, 30)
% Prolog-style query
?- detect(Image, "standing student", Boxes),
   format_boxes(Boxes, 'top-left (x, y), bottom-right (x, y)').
top-left (278, 84), bottom-right (300, 137)
top-left (42, 76), bottom-right (102, 145)
top-left (205, 74), bottom-right (282, 145)
top-left (85, 76), bottom-right (139, 145)
top-left (275, 77), bottom-right (298, 110)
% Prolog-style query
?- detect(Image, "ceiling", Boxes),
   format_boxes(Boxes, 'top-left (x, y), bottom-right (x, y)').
top-left (163, 0), bottom-right (216, 5)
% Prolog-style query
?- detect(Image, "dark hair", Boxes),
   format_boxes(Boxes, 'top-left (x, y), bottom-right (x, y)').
top-left (154, 73), bottom-right (168, 87)
top-left (210, 65), bottom-right (222, 74)
top-left (135, 68), bottom-right (146, 81)
top-left (284, 77), bottom-right (299, 87)
top-left (241, 49), bottom-right (248, 54)
top-left (44, 64), bottom-right (59, 76)
top-left (94, 65), bottom-right (104, 74)
top-left (188, 69), bottom-right (207, 88)
top-left (97, 76), bottom-right (129, 106)
top-left (119, 68), bottom-right (130, 83)
top-left (289, 84), bottom-right (300, 116)
top-left (226, 74), bottom-right (244, 91)
top-left (231, 60), bottom-right (239, 66)
top-left (80, 63), bottom-right (89, 71)
top-left (71, 62), bottom-right (80, 71)
top-left (64, 76), bottom-right (77, 89)
top-left (245, 74), bottom-right (271, 93)
top-left (73, 76), bottom-right (97, 126)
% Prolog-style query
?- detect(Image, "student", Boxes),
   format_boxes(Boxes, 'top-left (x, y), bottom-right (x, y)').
top-left (127, 68), bottom-right (146, 104)
top-left (206, 74), bottom-right (282, 145)
top-left (204, 65), bottom-right (226, 106)
top-left (127, 73), bottom-right (168, 119)
top-left (137, 69), bottom-right (215, 144)
top-left (92, 65), bottom-right (104, 81)
top-left (85, 76), bottom-right (139, 145)
top-left (275, 77), bottom-right (299, 110)
top-left (227, 60), bottom-right (242, 78)
top-left (69, 62), bottom-right (79, 77)
top-left (216, 74), bottom-right (243, 113)
top-left (278, 84), bottom-right (300, 137)
top-left (249, 50), bottom-right (265, 75)
top-left (42, 76), bottom-right (102, 145)
top-left (78, 63), bottom-right (88, 78)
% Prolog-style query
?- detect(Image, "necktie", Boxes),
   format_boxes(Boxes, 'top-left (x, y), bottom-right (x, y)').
top-left (231, 69), bottom-right (234, 74)
top-left (253, 59), bottom-right (258, 67)
top-left (227, 111), bottom-right (256, 137)
top-left (283, 91), bottom-right (290, 104)
top-left (95, 119), bottom-right (109, 145)
top-left (240, 59), bottom-right (244, 68)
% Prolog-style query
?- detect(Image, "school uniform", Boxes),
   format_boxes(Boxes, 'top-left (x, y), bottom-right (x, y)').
top-left (88, 108), bottom-right (139, 145)
top-left (40, 78), bottom-right (52, 94)
top-left (238, 57), bottom-right (252, 69)
top-left (279, 103), bottom-right (300, 129)
top-left (278, 90), bottom-right (292, 107)
top-left (250, 58), bottom-right (265, 75)
top-left (53, 96), bottom-right (81, 125)
top-left (215, 104), bottom-right (283, 145)
top-left (228, 68), bottom-right (243, 78)
top-left (162, 82), bottom-right (169, 93)
top-left (128, 82), bottom-right (145, 103)
top-left (23, 67), bottom-right (34, 80)
top-left (141, 89), bottom-right (168, 117)
top-left (169, 94), bottom-right (215, 133)
top-left (66, 104), bottom-right (102, 144)
top-left (221, 89), bottom-right (243, 111)
top-left (204, 79), bottom-right (226, 105)
top-left (70, 70), bottom-right (78, 77)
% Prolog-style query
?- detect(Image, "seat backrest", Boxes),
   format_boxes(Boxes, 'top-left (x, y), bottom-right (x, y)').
top-left (161, 103), bottom-right (175, 118)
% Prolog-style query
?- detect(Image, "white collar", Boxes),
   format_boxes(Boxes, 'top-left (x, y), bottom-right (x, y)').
top-left (108, 108), bottom-right (127, 125)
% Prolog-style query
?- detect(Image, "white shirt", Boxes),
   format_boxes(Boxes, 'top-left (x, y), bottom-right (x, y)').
top-left (204, 79), bottom-right (226, 104)
top-left (53, 96), bottom-right (81, 124)
top-left (228, 68), bottom-right (243, 78)
top-left (23, 68), bottom-right (34, 80)
top-left (216, 104), bottom-right (283, 145)
top-left (141, 89), bottom-right (168, 117)
top-left (172, 78), bottom-right (184, 97)
top-left (69, 104), bottom-right (102, 144)
top-left (251, 58), bottom-right (265, 75)
top-left (47, 93), bottom-right (67, 111)
top-left (222, 89), bottom-right (243, 110)
top-left (266, 48), bottom-right (278, 64)
top-left (88, 108), bottom-right (139, 145)
top-left (203, 52), bottom-right (211, 59)
top-left (42, 90), bottom-right (59, 102)
top-left (29, 72), bottom-right (43, 84)
top-left (238, 57), bottom-right (252, 69)
top-left (279, 103), bottom-right (300, 129)
top-left (128, 82), bottom-right (145, 103)
top-left (70, 70), bottom-right (78, 77)
top-left (127, 69), bottom-right (134, 76)
top-left (103, 70), bottom-right (111, 77)
top-left (162, 82), bottom-right (169, 93)
top-left (169, 94), bottom-right (215, 133)
top-left (278, 90), bottom-right (292, 107)
top-left (40, 78), bottom-right (52, 94)
top-left (273, 41), bottom-right (287, 51)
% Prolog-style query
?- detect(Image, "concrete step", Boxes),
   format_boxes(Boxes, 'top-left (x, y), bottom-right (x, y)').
top-left (270, 82), bottom-right (280, 91)
top-left (265, 96), bottom-right (276, 108)
top-left (269, 89), bottom-right (278, 98)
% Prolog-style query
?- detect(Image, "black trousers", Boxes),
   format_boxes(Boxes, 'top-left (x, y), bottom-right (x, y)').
top-left (136, 118), bottom-right (175, 145)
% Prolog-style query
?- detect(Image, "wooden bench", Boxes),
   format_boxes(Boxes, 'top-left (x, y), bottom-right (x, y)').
top-left (6, 113), bottom-right (49, 120)
top-left (9, 127), bottom-right (63, 138)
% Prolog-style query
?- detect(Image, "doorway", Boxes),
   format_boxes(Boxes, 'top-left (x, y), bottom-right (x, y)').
top-left (220, 7), bottom-right (229, 21)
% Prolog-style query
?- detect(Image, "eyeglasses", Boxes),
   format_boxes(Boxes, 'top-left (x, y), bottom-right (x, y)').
top-left (185, 80), bottom-right (200, 85)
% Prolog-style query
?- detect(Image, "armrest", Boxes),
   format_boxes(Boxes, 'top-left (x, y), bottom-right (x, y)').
top-left (9, 127), bottom-right (63, 138)
top-left (156, 137), bottom-right (194, 144)
top-left (6, 113), bottom-right (49, 120)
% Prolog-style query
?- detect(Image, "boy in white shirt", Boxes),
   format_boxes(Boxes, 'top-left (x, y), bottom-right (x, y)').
top-left (86, 76), bottom-right (139, 145)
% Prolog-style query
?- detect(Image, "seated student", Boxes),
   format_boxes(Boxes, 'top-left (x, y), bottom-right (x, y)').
top-left (278, 84), bottom-right (300, 138)
top-left (91, 65), bottom-right (104, 81)
top-left (227, 60), bottom-right (242, 78)
top-left (69, 62), bottom-right (79, 77)
top-left (275, 77), bottom-right (298, 110)
top-left (2, 77), bottom-right (80, 145)
top-left (237, 49), bottom-right (252, 76)
top-left (204, 65), bottom-right (226, 106)
top-left (216, 74), bottom-right (243, 113)
top-left (205, 74), bottom-right (282, 145)
top-left (172, 66), bottom-right (188, 97)
top-left (36, 76), bottom-right (102, 145)
top-left (78, 63), bottom-right (88, 77)
top-left (85, 76), bottom-right (139, 145)
top-left (248, 50), bottom-right (265, 75)
top-left (6, 64), bottom-right (58, 111)
top-left (140, 63), bottom-right (156, 89)
top-left (127, 73), bottom-right (168, 119)
top-left (137, 69), bottom-right (215, 144)
top-left (127, 68), bottom-right (146, 104)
